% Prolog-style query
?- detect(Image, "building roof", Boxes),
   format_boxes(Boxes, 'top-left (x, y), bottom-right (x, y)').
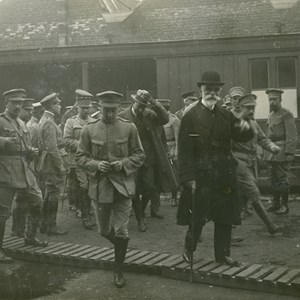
top-left (0, 0), bottom-right (299, 51)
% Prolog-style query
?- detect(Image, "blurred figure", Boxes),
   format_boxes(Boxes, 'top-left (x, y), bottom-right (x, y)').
top-left (175, 91), bottom-right (198, 120)
top-left (64, 89), bottom-right (95, 229)
top-left (157, 99), bottom-right (180, 207)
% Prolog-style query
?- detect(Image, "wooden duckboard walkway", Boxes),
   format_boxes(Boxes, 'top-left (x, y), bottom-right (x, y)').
top-left (3, 236), bottom-right (300, 297)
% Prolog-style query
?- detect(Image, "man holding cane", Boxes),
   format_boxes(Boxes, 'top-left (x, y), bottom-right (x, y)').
top-left (177, 71), bottom-right (253, 267)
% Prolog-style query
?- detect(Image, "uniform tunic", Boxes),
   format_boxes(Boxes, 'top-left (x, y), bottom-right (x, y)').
top-left (0, 110), bottom-right (42, 222)
top-left (76, 117), bottom-right (145, 204)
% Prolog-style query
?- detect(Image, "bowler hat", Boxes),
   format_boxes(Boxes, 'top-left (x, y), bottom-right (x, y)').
top-left (131, 90), bottom-right (152, 105)
top-left (97, 91), bottom-right (123, 107)
top-left (197, 71), bottom-right (225, 87)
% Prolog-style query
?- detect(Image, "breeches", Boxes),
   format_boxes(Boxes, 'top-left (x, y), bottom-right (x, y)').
top-left (0, 179), bottom-right (42, 222)
top-left (92, 190), bottom-right (132, 239)
top-left (236, 163), bottom-right (260, 204)
top-left (270, 161), bottom-right (290, 193)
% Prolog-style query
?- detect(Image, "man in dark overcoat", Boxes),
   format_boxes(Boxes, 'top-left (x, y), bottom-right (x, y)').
top-left (177, 71), bottom-right (253, 266)
top-left (118, 90), bottom-right (178, 230)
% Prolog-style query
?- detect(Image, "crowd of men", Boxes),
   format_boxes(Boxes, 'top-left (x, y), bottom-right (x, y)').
top-left (0, 70), bottom-right (297, 288)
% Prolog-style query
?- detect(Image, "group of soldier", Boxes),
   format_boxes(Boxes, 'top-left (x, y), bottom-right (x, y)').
top-left (0, 70), bottom-right (297, 289)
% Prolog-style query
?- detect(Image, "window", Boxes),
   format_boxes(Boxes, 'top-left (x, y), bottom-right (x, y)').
top-left (250, 59), bottom-right (269, 90)
top-left (277, 58), bottom-right (296, 88)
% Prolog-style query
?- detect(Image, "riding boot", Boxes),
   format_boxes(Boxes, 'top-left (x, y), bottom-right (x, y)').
top-left (276, 191), bottom-right (289, 215)
top-left (0, 221), bottom-right (13, 263)
top-left (132, 196), bottom-right (146, 232)
top-left (80, 188), bottom-right (94, 229)
top-left (24, 206), bottom-right (48, 247)
top-left (11, 205), bottom-right (26, 237)
top-left (113, 237), bottom-right (129, 288)
top-left (267, 192), bottom-right (281, 212)
top-left (252, 201), bottom-right (283, 235)
top-left (103, 227), bottom-right (116, 245)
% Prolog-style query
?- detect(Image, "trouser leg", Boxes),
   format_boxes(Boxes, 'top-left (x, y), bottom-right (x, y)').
top-left (40, 190), bottom-right (49, 232)
top-left (12, 193), bottom-right (27, 237)
top-left (184, 223), bottom-right (204, 253)
top-left (47, 192), bottom-right (59, 233)
top-left (214, 222), bottom-right (232, 262)
top-left (132, 195), bottom-right (144, 225)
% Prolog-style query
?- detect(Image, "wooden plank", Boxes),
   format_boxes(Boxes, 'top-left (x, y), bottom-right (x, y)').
top-left (221, 264), bottom-right (249, 278)
top-left (81, 247), bottom-right (109, 259)
top-left (277, 269), bottom-right (300, 285)
top-left (235, 264), bottom-right (263, 280)
top-left (12, 245), bottom-right (37, 253)
top-left (47, 243), bottom-right (77, 256)
top-left (42, 243), bottom-right (73, 255)
top-left (3, 236), bottom-right (19, 243)
top-left (144, 253), bottom-right (170, 267)
top-left (33, 242), bottom-right (65, 255)
top-left (4, 240), bottom-right (25, 249)
top-left (60, 245), bottom-right (91, 257)
top-left (174, 261), bottom-right (190, 271)
top-left (249, 265), bottom-right (275, 282)
top-left (158, 254), bottom-right (181, 267)
top-left (190, 259), bottom-right (214, 271)
top-left (3, 239), bottom-right (24, 247)
top-left (210, 265), bottom-right (232, 277)
top-left (90, 249), bottom-right (114, 260)
top-left (162, 256), bottom-right (185, 268)
top-left (131, 252), bottom-right (160, 266)
top-left (263, 267), bottom-right (289, 284)
top-left (124, 251), bottom-right (151, 264)
top-left (198, 262), bottom-right (222, 274)
top-left (124, 249), bottom-right (140, 259)
top-left (70, 246), bottom-right (100, 258)
top-left (290, 276), bottom-right (300, 288)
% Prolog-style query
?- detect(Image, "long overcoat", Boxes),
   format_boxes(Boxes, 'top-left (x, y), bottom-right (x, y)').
top-left (177, 102), bottom-right (253, 226)
top-left (119, 104), bottom-right (179, 192)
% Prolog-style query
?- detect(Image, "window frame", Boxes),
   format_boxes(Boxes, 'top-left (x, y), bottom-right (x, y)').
top-left (276, 57), bottom-right (297, 89)
top-left (249, 58), bottom-right (270, 91)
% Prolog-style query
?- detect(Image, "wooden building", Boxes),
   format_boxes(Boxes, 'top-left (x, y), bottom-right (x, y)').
top-left (0, 0), bottom-right (300, 119)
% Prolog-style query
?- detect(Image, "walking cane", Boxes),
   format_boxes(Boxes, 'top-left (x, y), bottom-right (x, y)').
top-left (190, 180), bottom-right (196, 284)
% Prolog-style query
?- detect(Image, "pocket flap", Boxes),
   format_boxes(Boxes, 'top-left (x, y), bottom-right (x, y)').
top-left (91, 139), bottom-right (105, 146)
top-left (115, 138), bottom-right (127, 144)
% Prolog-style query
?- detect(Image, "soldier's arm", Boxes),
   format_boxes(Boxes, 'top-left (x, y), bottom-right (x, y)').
top-left (256, 121), bottom-right (278, 153)
top-left (172, 116), bottom-right (181, 156)
top-left (63, 119), bottom-right (79, 152)
top-left (75, 125), bottom-right (99, 177)
top-left (230, 112), bottom-right (254, 142)
top-left (43, 122), bottom-right (64, 171)
top-left (148, 101), bottom-right (169, 126)
top-left (120, 123), bottom-right (145, 176)
top-left (283, 112), bottom-right (298, 155)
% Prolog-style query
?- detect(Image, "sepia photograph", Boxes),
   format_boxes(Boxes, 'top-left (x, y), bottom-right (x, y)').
top-left (0, 0), bottom-right (299, 299)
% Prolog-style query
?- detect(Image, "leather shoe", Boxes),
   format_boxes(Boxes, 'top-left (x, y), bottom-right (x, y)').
top-left (275, 205), bottom-right (289, 215)
top-left (47, 229), bottom-right (68, 236)
top-left (82, 217), bottom-right (95, 230)
top-left (24, 237), bottom-right (48, 247)
top-left (0, 249), bottom-right (13, 264)
top-left (113, 272), bottom-right (125, 288)
top-left (182, 249), bottom-right (192, 263)
top-left (218, 256), bottom-right (241, 267)
top-left (138, 222), bottom-right (146, 232)
top-left (150, 212), bottom-right (164, 219)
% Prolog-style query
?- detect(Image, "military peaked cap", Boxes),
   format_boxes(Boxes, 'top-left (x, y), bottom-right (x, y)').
top-left (3, 88), bottom-right (26, 101)
top-left (40, 93), bottom-right (61, 107)
top-left (97, 91), bottom-right (123, 107)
